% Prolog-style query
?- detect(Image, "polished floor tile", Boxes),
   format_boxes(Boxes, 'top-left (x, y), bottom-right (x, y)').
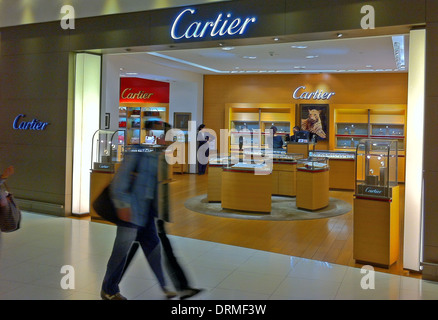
top-left (1, 212), bottom-right (438, 300)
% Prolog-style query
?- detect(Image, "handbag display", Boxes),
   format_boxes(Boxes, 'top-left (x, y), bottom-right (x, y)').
top-left (92, 186), bottom-right (134, 228)
top-left (0, 184), bottom-right (21, 233)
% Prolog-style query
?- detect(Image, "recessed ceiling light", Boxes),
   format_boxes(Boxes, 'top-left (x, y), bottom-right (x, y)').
top-left (305, 55), bottom-right (318, 59)
top-left (242, 56), bottom-right (257, 59)
top-left (274, 37), bottom-right (279, 41)
top-left (222, 46), bottom-right (235, 51)
top-left (291, 45), bottom-right (308, 49)
top-left (337, 33), bottom-right (343, 38)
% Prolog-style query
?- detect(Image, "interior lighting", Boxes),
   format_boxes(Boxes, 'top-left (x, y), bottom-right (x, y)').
top-left (291, 45), bottom-right (308, 49)
top-left (392, 35), bottom-right (406, 70)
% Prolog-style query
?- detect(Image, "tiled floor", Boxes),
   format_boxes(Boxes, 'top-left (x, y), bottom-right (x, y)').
top-left (1, 212), bottom-right (438, 300)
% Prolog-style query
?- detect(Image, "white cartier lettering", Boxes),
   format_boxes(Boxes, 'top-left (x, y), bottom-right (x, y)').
top-left (13, 114), bottom-right (49, 131)
top-left (171, 8), bottom-right (257, 40)
top-left (365, 187), bottom-right (383, 194)
top-left (292, 86), bottom-right (335, 100)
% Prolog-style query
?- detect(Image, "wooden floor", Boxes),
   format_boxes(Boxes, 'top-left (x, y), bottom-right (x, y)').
top-left (166, 173), bottom-right (422, 279)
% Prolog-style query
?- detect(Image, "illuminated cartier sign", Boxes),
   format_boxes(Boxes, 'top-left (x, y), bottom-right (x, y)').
top-left (121, 88), bottom-right (154, 100)
top-left (171, 8), bottom-right (257, 40)
top-left (293, 86), bottom-right (336, 100)
top-left (13, 114), bottom-right (49, 130)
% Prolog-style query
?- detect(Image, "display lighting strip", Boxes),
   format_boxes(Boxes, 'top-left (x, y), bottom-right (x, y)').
top-left (392, 35), bottom-right (406, 70)
top-left (147, 52), bottom-right (228, 73)
top-left (148, 52), bottom-right (401, 74)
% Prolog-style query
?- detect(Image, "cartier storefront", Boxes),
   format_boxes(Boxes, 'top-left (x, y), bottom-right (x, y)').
top-left (0, 0), bottom-right (437, 280)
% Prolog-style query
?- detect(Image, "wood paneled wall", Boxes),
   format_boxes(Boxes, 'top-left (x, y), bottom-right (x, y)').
top-left (203, 73), bottom-right (408, 149)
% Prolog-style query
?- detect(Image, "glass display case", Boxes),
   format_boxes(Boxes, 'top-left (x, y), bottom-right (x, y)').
top-left (309, 150), bottom-right (355, 160)
top-left (296, 157), bottom-right (329, 171)
top-left (230, 121), bottom-right (260, 148)
top-left (91, 130), bottom-right (125, 172)
top-left (336, 123), bottom-right (368, 135)
top-left (355, 139), bottom-right (398, 199)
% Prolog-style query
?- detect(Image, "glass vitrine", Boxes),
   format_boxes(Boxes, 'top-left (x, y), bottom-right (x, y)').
top-left (91, 130), bottom-right (125, 172)
top-left (355, 139), bottom-right (398, 199)
top-left (296, 157), bottom-right (329, 171)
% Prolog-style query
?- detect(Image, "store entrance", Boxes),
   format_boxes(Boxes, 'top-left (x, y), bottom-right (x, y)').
top-left (90, 30), bottom-right (424, 277)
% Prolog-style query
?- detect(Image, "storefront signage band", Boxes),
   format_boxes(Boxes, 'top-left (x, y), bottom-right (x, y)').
top-left (292, 86), bottom-right (336, 100)
top-left (171, 8), bottom-right (257, 40)
top-left (13, 114), bottom-right (49, 131)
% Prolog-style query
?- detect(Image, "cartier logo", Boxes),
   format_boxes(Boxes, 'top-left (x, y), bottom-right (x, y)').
top-left (13, 114), bottom-right (49, 131)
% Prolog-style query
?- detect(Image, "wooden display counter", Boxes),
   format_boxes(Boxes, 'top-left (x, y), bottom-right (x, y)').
top-left (353, 186), bottom-right (400, 268)
top-left (329, 158), bottom-right (355, 190)
top-left (286, 142), bottom-right (314, 157)
top-left (296, 167), bottom-right (329, 210)
top-left (221, 166), bottom-right (272, 213)
top-left (207, 162), bottom-right (223, 202)
top-left (272, 161), bottom-right (297, 196)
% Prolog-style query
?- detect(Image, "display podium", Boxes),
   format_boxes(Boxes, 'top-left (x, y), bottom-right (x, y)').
top-left (89, 130), bottom-right (124, 222)
top-left (353, 139), bottom-right (400, 268)
top-left (296, 157), bottom-right (329, 210)
top-left (221, 163), bottom-right (272, 213)
top-left (286, 142), bottom-right (315, 157)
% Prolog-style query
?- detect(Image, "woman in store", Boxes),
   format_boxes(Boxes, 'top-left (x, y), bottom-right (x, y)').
top-left (197, 124), bottom-right (209, 175)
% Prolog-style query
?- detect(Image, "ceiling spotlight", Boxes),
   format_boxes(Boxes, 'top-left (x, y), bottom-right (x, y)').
top-left (337, 33), bottom-right (343, 38)
top-left (291, 45), bottom-right (308, 49)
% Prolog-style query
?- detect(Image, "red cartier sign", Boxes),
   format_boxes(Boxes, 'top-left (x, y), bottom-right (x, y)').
top-left (120, 77), bottom-right (170, 103)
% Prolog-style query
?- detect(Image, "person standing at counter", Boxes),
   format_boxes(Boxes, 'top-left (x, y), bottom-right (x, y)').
top-left (289, 126), bottom-right (300, 142)
top-left (197, 124), bottom-right (209, 175)
top-left (271, 126), bottom-right (284, 150)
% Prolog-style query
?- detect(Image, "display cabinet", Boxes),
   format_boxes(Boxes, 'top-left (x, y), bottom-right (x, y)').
top-left (310, 150), bottom-right (355, 190)
top-left (89, 130), bottom-right (125, 222)
top-left (353, 139), bottom-right (400, 267)
top-left (119, 105), bottom-right (168, 145)
top-left (370, 124), bottom-right (405, 151)
top-left (355, 139), bottom-right (398, 198)
top-left (296, 157), bottom-right (329, 171)
top-left (296, 157), bottom-right (330, 210)
top-left (333, 108), bottom-right (406, 151)
top-left (91, 129), bottom-right (125, 172)
top-left (309, 150), bottom-right (355, 160)
top-left (230, 121), bottom-right (260, 150)
top-left (221, 162), bottom-right (272, 213)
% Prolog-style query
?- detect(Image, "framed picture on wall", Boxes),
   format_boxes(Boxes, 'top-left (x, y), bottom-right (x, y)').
top-left (298, 104), bottom-right (329, 141)
top-left (173, 112), bottom-right (191, 132)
